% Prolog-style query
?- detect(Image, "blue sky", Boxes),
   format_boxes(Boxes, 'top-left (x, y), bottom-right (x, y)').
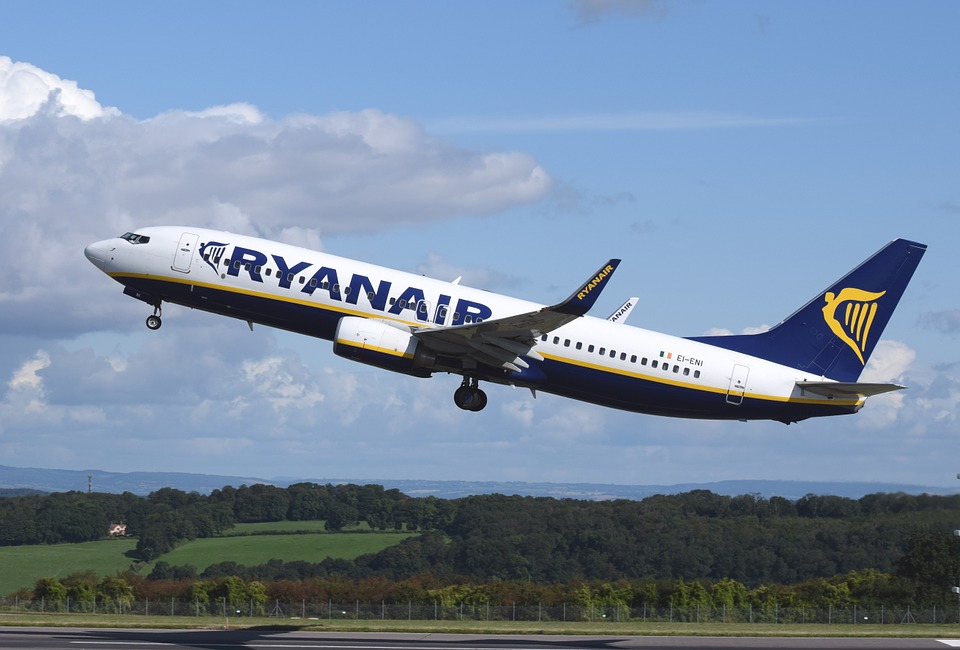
top-left (0, 1), bottom-right (958, 490)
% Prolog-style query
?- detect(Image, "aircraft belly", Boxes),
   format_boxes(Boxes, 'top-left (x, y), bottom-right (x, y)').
top-left (533, 358), bottom-right (857, 421)
top-left (118, 276), bottom-right (342, 340)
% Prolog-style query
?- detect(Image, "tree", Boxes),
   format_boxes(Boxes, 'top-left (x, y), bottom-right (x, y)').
top-left (33, 577), bottom-right (66, 604)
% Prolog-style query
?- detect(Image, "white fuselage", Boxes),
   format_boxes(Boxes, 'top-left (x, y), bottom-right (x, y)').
top-left (85, 226), bottom-right (864, 422)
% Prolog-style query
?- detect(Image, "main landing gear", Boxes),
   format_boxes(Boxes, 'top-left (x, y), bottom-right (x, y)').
top-left (454, 377), bottom-right (487, 412)
top-left (145, 304), bottom-right (162, 330)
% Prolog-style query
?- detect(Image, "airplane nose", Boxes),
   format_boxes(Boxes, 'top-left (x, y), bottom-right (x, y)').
top-left (84, 240), bottom-right (111, 271)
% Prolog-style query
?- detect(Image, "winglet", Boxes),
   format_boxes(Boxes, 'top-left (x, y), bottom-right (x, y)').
top-left (608, 296), bottom-right (639, 324)
top-left (553, 259), bottom-right (621, 316)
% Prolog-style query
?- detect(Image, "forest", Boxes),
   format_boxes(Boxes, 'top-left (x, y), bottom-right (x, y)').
top-left (1, 483), bottom-right (959, 607)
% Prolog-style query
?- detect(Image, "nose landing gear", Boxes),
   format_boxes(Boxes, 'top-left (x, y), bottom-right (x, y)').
top-left (454, 377), bottom-right (487, 412)
top-left (145, 304), bottom-right (162, 330)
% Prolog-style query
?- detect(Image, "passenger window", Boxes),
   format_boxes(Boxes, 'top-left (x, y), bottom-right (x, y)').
top-left (541, 334), bottom-right (548, 342)
top-left (333, 284), bottom-right (340, 293)
top-left (673, 365), bottom-right (679, 373)
top-left (287, 273), bottom-right (294, 282)
top-left (620, 353), bottom-right (627, 361)
top-left (599, 347), bottom-right (606, 355)
top-left (344, 286), bottom-right (351, 296)
top-left (694, 370), bottom-right (701, 379)
top-left (310, 278), bottom-right (317, 287)
top-left (323, 281), bottom-right (330, 290)
top-left (553, 336), bottom-right (560, 345)
top-left (234, 261), bottom-right (241, 269)
top-left (609, 350), bottom-right (616, 358)
top-left (641, 357), bottom-right (648, 365)
top-left (588, 345), bottom-right (595, 353)
top-left (244, 263), bottom-right (251, 271)
top-left (652, 360), bottom-right (658, 369)
top-left (576, 342), bottom-right (583, 350)
top-left (630, 355), bottom-right (637, 363)
top-left (564, 339), bottom-right (570, 347)
top-left (398, 299), bottom-right (407, 308)
top-left (368, 291), bottom-right (376, 301)
top-left (683, 367), bottom-right (690, 376)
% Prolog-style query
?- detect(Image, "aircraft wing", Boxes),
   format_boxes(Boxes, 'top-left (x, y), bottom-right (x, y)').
top-left (796, 381), bottom-right (905, 398)
top-left (414, 259), bottom-right (620, 372)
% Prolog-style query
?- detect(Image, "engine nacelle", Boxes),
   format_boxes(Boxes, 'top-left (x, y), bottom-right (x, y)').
top-left (333, 317), bottom-right (435, 377)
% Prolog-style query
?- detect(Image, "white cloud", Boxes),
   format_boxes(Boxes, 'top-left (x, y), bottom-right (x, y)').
top-left (0, 56), bottom-right (118, 121)
top-left (860, 340), bottom-right (916, 384)
top-left (0, 58), bottom-right (552, 341)
top-left (6, 350), bottom-right (51, 414)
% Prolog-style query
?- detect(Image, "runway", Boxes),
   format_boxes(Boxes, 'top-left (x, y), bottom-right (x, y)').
top-left (1, 628), bottom-right (959, 650)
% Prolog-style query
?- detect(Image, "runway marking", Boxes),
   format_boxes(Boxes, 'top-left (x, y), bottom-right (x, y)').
top-left (937, 642), bottom-right (960, 647)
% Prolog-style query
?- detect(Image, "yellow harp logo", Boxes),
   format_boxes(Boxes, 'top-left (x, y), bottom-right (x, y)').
top-left (822, 288), bottom-right (886, 365)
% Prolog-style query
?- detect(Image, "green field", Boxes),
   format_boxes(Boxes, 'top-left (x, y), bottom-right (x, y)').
top-left (156, 532), bottom-right (413, 570)
top-left (0, 529), bottom-right (414, 596)
top-left (0, 538), bottom-right (139, 595)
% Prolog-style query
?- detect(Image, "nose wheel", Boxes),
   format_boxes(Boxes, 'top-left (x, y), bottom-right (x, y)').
top-left (454, 377), bottom-right (487, 412)
top-left (145, 305), bottom-right (162, 330)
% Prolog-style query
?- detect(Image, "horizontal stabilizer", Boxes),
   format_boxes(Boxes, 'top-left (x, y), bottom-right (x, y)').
top-left (796, 381), bottom-right (905, 398)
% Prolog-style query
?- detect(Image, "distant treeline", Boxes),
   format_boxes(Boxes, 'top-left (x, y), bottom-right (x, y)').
top-left (2, 484), bottom-right (959, 604)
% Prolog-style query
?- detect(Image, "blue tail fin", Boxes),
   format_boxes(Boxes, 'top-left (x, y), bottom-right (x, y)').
top-left (690, 239), bottom-right (927, 381)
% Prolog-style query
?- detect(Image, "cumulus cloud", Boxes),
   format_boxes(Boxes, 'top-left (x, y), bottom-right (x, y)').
top-left (0, 57), bottom-right (551, 340)
top-left (6, 350), bottom-right (51, 414)
top-left (0, 57), bottom-right (118, 121)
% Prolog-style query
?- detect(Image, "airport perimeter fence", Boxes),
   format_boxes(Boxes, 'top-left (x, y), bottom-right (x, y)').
top-left (3, 597), bottom-right (960, 625)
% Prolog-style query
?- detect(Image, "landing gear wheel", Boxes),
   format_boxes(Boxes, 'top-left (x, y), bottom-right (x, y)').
top-left (454, 378), bottom-right (487, 412)
top-left (146, 314), bottom-right (162, 330)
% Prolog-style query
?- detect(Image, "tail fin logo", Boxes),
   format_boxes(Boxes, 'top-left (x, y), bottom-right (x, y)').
top-left (822, 288), bottom-right (886, 365)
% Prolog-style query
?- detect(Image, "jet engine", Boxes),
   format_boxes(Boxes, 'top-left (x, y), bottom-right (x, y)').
top-left (333, 317), bottom-right (435, 378)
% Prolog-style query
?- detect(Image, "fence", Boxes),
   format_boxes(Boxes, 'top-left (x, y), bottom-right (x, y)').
top-left (2, 598), bottom-right (959, 625)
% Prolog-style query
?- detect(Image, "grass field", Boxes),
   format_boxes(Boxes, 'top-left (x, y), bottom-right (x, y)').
top-left (0, 528), bottom-right (414, 596)
top-left (0, 612), bottom-right (958, 639)
top-left (156, 532), bottom-right (413, 570)
top-left (0, 538), bottom-right (139, 596)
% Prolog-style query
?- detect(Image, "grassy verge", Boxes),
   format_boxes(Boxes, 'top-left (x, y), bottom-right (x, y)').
top-left (0, 613), bottom-right (958, 637)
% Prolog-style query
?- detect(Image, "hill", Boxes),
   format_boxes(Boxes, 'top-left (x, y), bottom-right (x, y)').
top-left (2, 464), bottom-right (956, 500)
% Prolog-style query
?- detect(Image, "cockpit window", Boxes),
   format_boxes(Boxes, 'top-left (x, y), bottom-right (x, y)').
top-left (120, 232), bottom-right (151, 244)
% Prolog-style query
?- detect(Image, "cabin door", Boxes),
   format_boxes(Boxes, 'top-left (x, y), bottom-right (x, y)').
top-left (726, 364), bottom-right (750, 405)
top-left (172, 232), bottom-right (199, 273)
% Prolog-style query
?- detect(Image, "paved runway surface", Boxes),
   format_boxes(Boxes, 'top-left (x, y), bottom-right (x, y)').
top-left (2, 628), bottom-right (960, 650)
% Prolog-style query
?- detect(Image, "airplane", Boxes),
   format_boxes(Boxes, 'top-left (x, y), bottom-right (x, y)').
top-left (84, 228), bottom-right (926, 423)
